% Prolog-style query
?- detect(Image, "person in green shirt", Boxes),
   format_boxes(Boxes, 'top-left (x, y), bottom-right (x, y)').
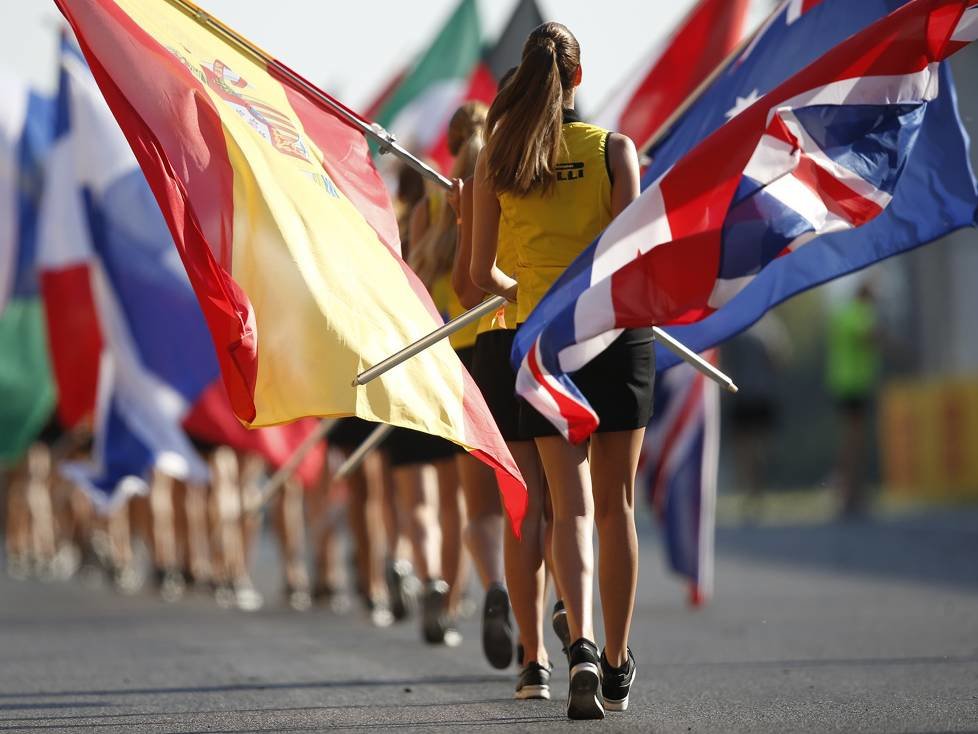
top-left (826, 283), bottom-right (881, 517)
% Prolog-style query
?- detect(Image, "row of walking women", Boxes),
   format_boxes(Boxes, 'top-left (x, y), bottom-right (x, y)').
top-left (4, 21), bottom-right (650, 722)
top-left (373, 21), bottom-right (650, 720)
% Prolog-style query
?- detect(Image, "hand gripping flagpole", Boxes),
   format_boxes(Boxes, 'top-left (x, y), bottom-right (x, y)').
top-left (165, 0), bottom-right (452, 190)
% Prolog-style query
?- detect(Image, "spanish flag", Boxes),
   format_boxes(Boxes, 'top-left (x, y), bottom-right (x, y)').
top-left (55, 0), bottom-right (527, 529)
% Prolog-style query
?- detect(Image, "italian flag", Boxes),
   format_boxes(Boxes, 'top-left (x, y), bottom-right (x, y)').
top-left (373, 0), bottom-right (484, 172)
top-left (371, 0), bottom-right (544, 173)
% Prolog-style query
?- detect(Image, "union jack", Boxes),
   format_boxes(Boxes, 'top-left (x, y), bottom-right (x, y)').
top-left (641, 350), bottom-right (720, 605)
top-left (511, 0), bottom-right (978, 443)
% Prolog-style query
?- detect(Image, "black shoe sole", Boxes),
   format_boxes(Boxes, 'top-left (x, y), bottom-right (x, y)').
top-left (386, 564), bottom-right (410, 621)
top-left (422, 585), bottom-right (448, 644)
top-left (567, 662), bottom-right (604, 720)
top-left (514, 684), bottom-right (551, 700)
top-left (483, 587), bottom-right (514, 669)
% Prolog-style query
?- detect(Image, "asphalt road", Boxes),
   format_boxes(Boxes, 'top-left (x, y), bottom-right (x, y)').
top-left (2, 508), bottom-right (977, 733)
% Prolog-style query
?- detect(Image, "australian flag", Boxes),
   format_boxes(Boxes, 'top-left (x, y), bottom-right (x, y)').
top-left (646, 0), bottom-right (978, 369)
top-left (512, 0), bottom-right (978, 443)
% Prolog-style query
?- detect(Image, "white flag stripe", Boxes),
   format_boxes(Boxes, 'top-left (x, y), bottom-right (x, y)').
top-left (0, 69), bottom-right (29, 315)
top-left (590, 176), bottom-right (672, 284)
top-left (778, 64), bottom-right (940, 111)
top-left (779, 108), bottom-right (893, 211)
top-left (952, 6), bottom-right (978, 41)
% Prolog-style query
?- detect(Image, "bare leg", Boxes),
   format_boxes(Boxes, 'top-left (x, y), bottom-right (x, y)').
top-left (183, 482), bottom-right (212, 586)
top-left (589, 430), bottom-right (643, 666)
top-left (535, 437), bottom-right (594, 645)
top-left (393, 466), bottom-right (441, 583)
top-left (434, 459), bottom-right (467, 613)
top-left (5, 467), bottom-right (31, 576)
top-left (25, 444), bottom-right (56, 573)
top-left (275, 478), bottom-right (310, 605)
top-left (235, 454), bottom-right (262, 571)
top-left (504, 441), bottom-right (550, 666)
top-left (148, 470), bottom-right (177, 572)
top-left (457, 453), bottom-right (504, 589)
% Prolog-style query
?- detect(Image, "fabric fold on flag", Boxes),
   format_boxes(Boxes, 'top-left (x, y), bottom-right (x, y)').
top-left (512, 0), bottom-right (978, 443)
top-left (56, 0), bottom-right (526, 530)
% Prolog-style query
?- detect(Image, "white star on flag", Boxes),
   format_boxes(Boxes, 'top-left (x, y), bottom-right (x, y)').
top-left (725, 89), bottom-right (761, 120)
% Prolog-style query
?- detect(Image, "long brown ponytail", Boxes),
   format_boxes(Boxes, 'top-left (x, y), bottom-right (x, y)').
top-left (484, 22), bottom-right (580, 196)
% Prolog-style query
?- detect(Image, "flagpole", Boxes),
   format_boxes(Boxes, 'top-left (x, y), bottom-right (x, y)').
top-left (354, 295), bottom-right (507, 386)
top-left (164, 0), bottom-right (452, 190)
top-left (333, 424), bottom-right (393, 479)
top-left (247, 418), bottom-right (337, 513)
top-left (637, 1), bottom-right (787, 154)
top-left (653, 328), bottom-right (737, 394)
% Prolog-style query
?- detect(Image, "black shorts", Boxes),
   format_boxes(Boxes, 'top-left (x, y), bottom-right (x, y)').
top-left (732, 398), bottom-right (776, 431)
top-left (471, 329), bottom-right (523, 442)
top-left (386, 427), bottom-right (457, 467)
top-left (328, 417), bottom-right (377, 451)
top-left (836, 395), bottom-right (870, 416)
top-left (456, 345), bottom-right (475, 372)
top-left (518, 327), bottom-right (655, 439)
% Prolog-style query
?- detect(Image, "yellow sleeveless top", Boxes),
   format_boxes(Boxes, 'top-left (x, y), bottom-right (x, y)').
top-left (498, 116), bottom-right (612, 324)
top-left (431, 272), bottom-right (478, 351)
top-left (476, 223), bottom-right (518, 334)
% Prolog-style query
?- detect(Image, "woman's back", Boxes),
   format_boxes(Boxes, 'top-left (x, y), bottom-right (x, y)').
top-left (498, 113), bottom-right (612, 323)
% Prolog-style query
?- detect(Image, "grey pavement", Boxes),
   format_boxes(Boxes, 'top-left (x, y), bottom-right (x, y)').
top-left (1, 508), bottom-right (978, 733)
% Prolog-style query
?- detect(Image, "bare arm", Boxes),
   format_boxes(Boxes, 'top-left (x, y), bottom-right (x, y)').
top-left (608, 132), bottom-right (641, 218)
top-left (451, 178), bottom-right (485, 309)
top-left (470, 150), bottom-right (518, 302)
top-left (405, 196), bottom-right (429, 263)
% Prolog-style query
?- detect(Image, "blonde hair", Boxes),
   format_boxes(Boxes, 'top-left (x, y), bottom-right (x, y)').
top-left (409, 126), bottom-right (485, 287)
top-left (447, 101), bottom-right (488, 157)
top-left (484, 22), bottom-right (580, 196)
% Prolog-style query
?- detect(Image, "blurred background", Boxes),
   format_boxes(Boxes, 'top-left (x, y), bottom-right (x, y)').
top-left (5, 0), bottom-right (975, 519)
top-left (1, 2), bottom-right (977, 730)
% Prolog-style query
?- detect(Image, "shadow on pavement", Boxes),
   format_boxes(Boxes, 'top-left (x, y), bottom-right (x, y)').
top-left (0, 674), bottom-right (512, 701)
top-left (712, 507), bottom-right (978, 591)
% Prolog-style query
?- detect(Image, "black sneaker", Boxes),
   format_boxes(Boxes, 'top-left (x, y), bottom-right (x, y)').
top-left (515, 661), bottom-right (551, 700)
top-left (566, 638), bottom-right (604, 720)
top-left (386, 558), bottom-right (415, 621)
top-left (552, 600), bottom-right (571, 655)
top-left (421, 579), bottom-right (450, 644)
top-left (482, 584), bottom-right (514, 669)
top-left (601, 648), bottom-right (637, 712)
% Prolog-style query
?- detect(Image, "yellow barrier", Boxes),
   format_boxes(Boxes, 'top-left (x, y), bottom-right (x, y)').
top-left (880, 377), bottom-right (978, 499)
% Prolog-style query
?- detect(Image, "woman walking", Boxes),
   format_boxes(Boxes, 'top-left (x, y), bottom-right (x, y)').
top-left (470, 22), bottom-right (646, 720)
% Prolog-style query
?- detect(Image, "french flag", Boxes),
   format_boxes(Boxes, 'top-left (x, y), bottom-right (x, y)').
top-left (41, 34), bottom-right (215, 507)
top-left (641, 351), bottom-right (719, 605)
top-left (512, 0), bottom-right (978, 443)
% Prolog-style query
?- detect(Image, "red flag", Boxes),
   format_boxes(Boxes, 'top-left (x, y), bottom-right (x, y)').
top-left (596, 0), bottom-right (751, 148)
